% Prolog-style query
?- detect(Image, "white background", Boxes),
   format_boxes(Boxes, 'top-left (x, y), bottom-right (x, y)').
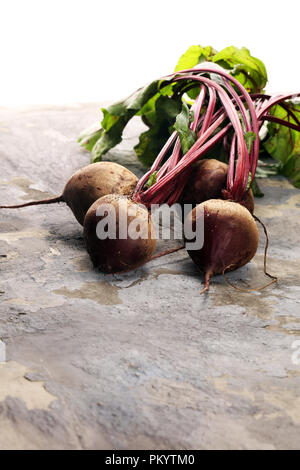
top-left (0, 0), bottom-right (299, 106)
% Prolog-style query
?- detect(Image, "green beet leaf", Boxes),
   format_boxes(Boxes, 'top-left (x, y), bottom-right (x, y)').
top-left (174, 102), bottom-right (197, 155)
top-left (174, 45), bottom-right (217, 100)
top-left (244, 131), bottom-right (257, 154)
top-left (174, 44), bottom-right (267, 96)
top-left (78, 126), bottom-right (103, 152)
top-left (263, 102), bottom-right (300, 188)
top-left (145, 171), bottom-right (158, 189)
top-left (89, 80), bottom-right (161, 162)
top-left (79, 44), bottom-right (269, 169)
top-left (174, 45), bottom-right (217, 72)
top-left (213, 46), bottom-right (268, 93)
top-left (251, 178), bottom-right (264, 197)
top-left (135, 95), bottom-right (182, 167)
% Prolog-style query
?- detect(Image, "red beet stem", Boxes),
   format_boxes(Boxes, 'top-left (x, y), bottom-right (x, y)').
top-left (133, 66), bottom-right (260, 207)
top-left (257, 93), bottom-right (300, 120)
top-left (262, 115), bottom-right (300, 131)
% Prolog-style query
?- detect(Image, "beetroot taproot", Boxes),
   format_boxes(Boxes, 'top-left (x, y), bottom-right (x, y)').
top-left (83, 194), bottom-right (156, 273)
top-left (0, 162), bottom-right (138, 225)
top-left (185, 199), bottom-right (259, 293)
top-left (181, 159), bottom-right (255, 213)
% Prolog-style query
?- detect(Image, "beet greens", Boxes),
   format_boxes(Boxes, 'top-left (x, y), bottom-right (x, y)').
top-left (79, 44), bottom-right (300, 191)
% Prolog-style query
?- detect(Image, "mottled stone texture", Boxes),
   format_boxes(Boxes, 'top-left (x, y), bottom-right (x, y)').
top-left (0, 104), bottom-right (300, 450)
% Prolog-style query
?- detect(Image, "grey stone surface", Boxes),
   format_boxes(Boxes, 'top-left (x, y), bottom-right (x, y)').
top-left (0, 103), bottom-right (300, 450)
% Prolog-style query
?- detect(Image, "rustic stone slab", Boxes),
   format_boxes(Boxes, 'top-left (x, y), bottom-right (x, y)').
top-left (0, 104), bottom-right (300, 450)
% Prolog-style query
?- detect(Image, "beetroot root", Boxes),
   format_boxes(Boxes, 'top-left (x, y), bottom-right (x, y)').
top-left (0, 162), bottom-right (138, 226)
top-left (181, 159), bottom-right (255, 214)
top-left (83, 194), bottom-right (156, 273)
top-left (63, 162), bottom-right (138, 225)
top-left (185, 199), bottom-right (259, 293)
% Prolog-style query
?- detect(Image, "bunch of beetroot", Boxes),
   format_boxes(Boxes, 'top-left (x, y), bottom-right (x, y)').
top-left (1, 66), bottom-right (300, 293)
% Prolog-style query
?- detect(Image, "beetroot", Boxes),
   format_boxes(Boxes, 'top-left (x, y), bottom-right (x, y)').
top-left (182, 159), bottom-right (227, 203)
top-left (181, 159), bottom-right (255, 213)
top-left (185, 199), bottom-right (259, 293)
top-left (0, 162), bottom-right (138, 225)
top-left (3, 65), bottom-right (290, 287)
top-left (83, 194), bottom-right (156, 273)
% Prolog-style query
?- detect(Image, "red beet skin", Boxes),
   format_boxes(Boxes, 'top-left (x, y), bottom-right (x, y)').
top-left (185, 199), bottom-right (259, 291)
top-left (0, 162), bottom-right (138, 226)
top-left (83, 194), bottom-right (156, 273)
top-left (181, 159), bottom-right (255, 214)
